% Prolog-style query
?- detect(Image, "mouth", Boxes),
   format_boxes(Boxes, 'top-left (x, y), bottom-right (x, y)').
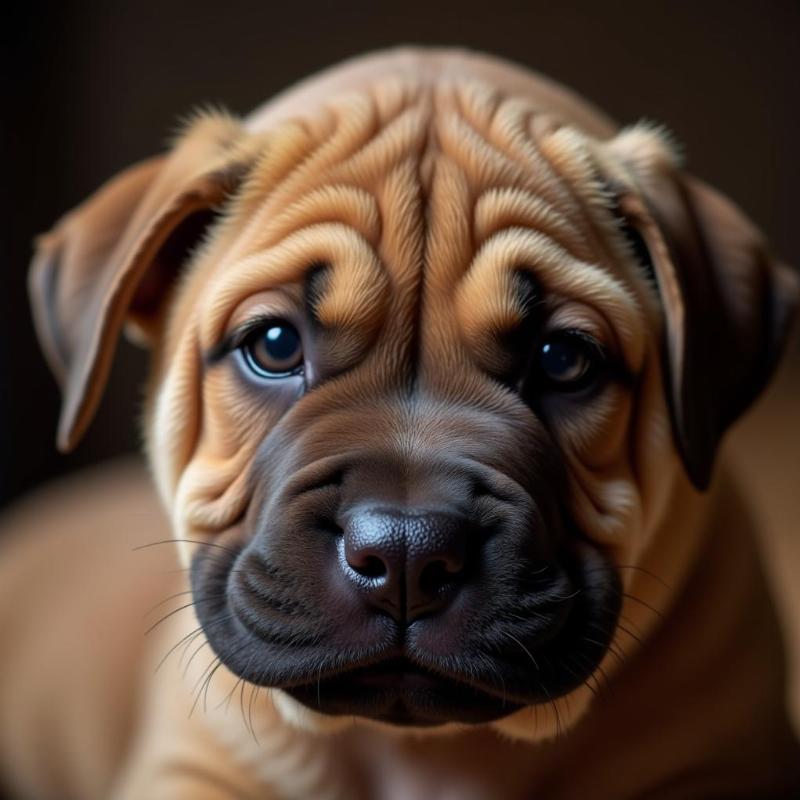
top-left (284, 657), bottom-right (523, 725)
top-left (191, 526), bottom-right (621, 728)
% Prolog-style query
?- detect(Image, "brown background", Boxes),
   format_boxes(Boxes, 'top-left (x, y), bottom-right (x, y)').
top-left (2, 0), bottom-right (799, 508)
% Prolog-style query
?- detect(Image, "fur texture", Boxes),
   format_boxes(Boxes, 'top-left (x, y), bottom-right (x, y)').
top-left (12, 48), bottom-right (800, 799)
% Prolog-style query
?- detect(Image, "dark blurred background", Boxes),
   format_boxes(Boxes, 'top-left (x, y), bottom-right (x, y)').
top-left (2, 0), bottom-right (799, 508)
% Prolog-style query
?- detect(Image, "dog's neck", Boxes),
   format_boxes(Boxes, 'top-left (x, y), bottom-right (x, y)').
top-left (134, 466), bottom-right (796, 800)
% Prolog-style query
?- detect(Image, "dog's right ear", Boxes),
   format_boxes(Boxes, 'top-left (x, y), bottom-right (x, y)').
top-left (600, 125), bottom-right (798, 490)
top-left (29, 113), bottom-right (256, 452)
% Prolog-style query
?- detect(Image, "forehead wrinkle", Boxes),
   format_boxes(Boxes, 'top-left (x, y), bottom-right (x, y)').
top-left (544, 127), bottom-right (665, 316)
top-left (373, 158), bottom-right (427, 333)
top-left (534, 125), bottom-right (633, 282)
top-left (235, 184), bottom-right (382, 256)
top-left (427, 89), bottom-right (613, 305)
top-left (257, 84), bottom-right (428, 214)
top-left (451, 79), bottom-right (505, 132)
top-left (327, 102), bottom-right (431, 188)
top-left (332, 157), bottom-right (424, 384)
top-left (222, 92), bottom-right (385, 266)
top-left (232, 119), bottom-right (324, 218)
top-left (422, 156), bottom-right (474, 296)
top-left (198, 83), bottom-right (433, 310)
top-left (365, 76), bottom-right (426, 121)
top-left (478, 101), bottom-right (619, 267)
top-left (271, 91), bottom-right (382, 192)
top-left (198, 221), bottom-right (387, 346)
top-left (448, 85), bottom-right (591, 230)
top-left (457, 227), bottom-right (647, 368)
top-left (217, 119), bottom-right (335, 265)
top-left (473, 187), bottom-right (595, 261)
top-left (376, 159), bottom-right (426, 294)
top-left (436, 110), bottom-right (528, 191)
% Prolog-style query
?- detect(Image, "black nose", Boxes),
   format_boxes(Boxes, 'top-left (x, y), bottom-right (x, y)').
top-left (342, 509), bottom-right (468, 623)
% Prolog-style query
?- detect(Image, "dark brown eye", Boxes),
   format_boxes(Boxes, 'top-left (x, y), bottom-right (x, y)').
top-left (538, 331), bottom-right (605, 391)
top-left (242, 321), bottom-right (303, 377)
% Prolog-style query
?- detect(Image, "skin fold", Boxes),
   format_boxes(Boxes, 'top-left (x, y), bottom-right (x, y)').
top-left (2, 48), bottom-right (798, 799)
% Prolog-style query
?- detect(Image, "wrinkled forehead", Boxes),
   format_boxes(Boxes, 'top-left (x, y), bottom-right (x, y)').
top-left (176, 78), bottom-right (650, 371)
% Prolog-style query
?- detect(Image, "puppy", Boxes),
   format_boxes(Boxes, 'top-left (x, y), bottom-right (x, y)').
top-left (14, 47), bottom-right (800, 798)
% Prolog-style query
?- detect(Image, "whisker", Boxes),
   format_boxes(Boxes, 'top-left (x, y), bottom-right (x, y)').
top-left (315, 659), bottom-right (325, 709)
top-left (561, 685), bottom-right (572, 722)
top-left (547, 588), bottom-right (582, 602)
top-left (560, 656), bottom-right (597, 699)
top-left (239, 676), bottom-right (251, 740)
top-left (155, 624), bottom-right (204, 673)
top-left (202, 644), bottom-right (249, 714)
top-left (223, 649), bottom-right (258, 715)
top-left (220, 676), bottom-right (244, 714)
top-left (189, 655), bottom-right (220, 718)
top-left (606, 639), bottom-right (626, 665)
top-left (145, 601), bottom-right (209, 636)
top-left (476, 652), bottom-right (507, 707)
top-left (586, 564), bottom-right (670, 589)
top-left (157, 566), bottom-right (250, 577)
top-left (502, 631), bottom-right (539, 671)
top-left (248, 682), bottom-right (260, 745)
top-left (587, 667), bottom-right (602, 696)
top-left (202, 659), bottom-right (226, 714)
top-left (570, 651), bottom-right (602, 694)
top-left (621, 591), bottom-right (664, 619)
top-left (618, 611), bottom-right (646, 638)
top-left (184, 637), bottom-right (215, 680)
top-left (584, 635), bottom-right (625, 668)
top-left (134, 539), bottom-right (240, 556)
top-left (615, 621), bottom-right (644, 647)
top-left (546, 690), bottom-right (562, 739)
top-left (144, 589), bottom-right (194, 617)
top-left (592, 659), bottom-right (611, 691)
top-left (191, 650), bottom-right (220, 694)
top-left (498, 608), bottom-right (548, 624)
top-left (179, 627), bottom-right (210, 668)
top-left (143, 588), bottom-right (227, 620)
top-left (156, 613), bottom-right (233, 674)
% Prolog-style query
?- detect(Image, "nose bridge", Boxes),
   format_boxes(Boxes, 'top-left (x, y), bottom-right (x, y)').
top-left (342, 455), bottom-right (473, 518)
top-left (339, 420), bottom-right (475, 517)
top-left (348, 397), bottom-right (539, 516)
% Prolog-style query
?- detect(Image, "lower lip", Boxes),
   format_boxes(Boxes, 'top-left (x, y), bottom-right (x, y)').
top-left (285, 659), bottom-right (522, 725)
top-left (349, 661), bottom-right (445, 690)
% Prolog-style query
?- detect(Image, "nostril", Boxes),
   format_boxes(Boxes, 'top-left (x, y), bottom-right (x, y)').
top-left (355, 555), bottom-right (388, 579)
top-left (341, 508), bottom-right (472, 622)
top-left (342, 510), bottom-right (397, 580)
top-left (420, 560), bottom-right (452, 594)
top-left (419, 553), bottom-right (465, 593)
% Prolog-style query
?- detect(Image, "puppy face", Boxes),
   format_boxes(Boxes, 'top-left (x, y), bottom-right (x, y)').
top-left (30, 54), bottom-right (797, 740)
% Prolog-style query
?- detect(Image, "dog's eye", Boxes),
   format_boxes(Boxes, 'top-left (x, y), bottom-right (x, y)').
top-left (538, 331), bottom-right (605, 391)
top-left (241, 321), bottom-right (303, 377)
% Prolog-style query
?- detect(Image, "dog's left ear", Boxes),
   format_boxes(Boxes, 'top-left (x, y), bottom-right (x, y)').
top-left (29, 113), bottom-right (256, 452)
top-left (603, 126), bottom-right (798, 490)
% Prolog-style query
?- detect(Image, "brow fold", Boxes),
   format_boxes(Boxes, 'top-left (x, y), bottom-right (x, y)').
top-left (199, 222), bottom-right (389, 349)
top-left (456, 227), bottom-right (647, 371)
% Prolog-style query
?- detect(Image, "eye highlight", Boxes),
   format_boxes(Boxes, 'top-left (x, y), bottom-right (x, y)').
top-left (241, 320), bottom-right (304, 378)
top-left (537, 331), bottom-right (606, 392)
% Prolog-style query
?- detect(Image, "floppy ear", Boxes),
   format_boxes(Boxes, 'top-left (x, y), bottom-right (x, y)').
top-left (29, 113), bottom-right (253, 452)
top-left (604, 126), bottom-right (799, 490)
